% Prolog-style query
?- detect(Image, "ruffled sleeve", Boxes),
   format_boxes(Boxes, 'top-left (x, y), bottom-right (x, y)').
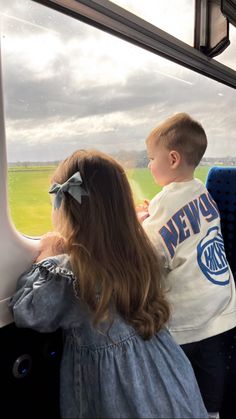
top-left (9, 257), bottom-right (82, 332)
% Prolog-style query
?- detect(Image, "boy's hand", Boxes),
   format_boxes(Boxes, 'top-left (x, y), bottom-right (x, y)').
top-left (136, 199), bottom-right (150, 223)
top-left (35, 232), bottom-right (68, 263)
top-left (137, 210), bottom-right (149, 222)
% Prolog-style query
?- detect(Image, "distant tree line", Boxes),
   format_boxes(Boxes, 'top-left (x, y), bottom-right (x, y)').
top-left (8, 152), bottom-right (236, 169)
top-left (8, 161), bottom-right (59, 167)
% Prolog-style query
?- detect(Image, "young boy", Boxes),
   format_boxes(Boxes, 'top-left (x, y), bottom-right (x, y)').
top-left (139, 113), bottom-right (236, 418)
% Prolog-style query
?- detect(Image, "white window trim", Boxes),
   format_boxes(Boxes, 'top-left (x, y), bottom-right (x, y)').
top-left (0, 52), bottom-right (39, 327)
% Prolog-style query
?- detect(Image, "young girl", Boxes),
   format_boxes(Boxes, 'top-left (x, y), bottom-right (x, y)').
top-left (9, 150), bottom-right (207, 419)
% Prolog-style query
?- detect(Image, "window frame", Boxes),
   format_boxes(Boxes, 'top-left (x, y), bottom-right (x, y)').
top-left (32, 0), bottom-right (236, 88)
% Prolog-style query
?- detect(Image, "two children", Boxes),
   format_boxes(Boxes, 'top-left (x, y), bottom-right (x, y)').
top-left (9, 150), bottom-right (207, 419)
top-left (139, 112), bottom-right (236, 418)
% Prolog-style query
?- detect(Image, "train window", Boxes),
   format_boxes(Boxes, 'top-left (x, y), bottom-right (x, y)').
top-left (111, 0), bottom-right (236, 70)
top-left (215, 25), bottom-right (236, 69)
top-left (2, 0), bottom-right (236, 236)
top-left (110, 0), bottom-right (194, 44)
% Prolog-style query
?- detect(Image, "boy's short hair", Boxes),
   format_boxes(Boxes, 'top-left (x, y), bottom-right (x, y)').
top-left (146, 113), bottom-right (207, 167)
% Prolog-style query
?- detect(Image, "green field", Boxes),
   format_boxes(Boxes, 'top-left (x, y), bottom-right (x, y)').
top-left (8, 166), bottom-right (210, 236)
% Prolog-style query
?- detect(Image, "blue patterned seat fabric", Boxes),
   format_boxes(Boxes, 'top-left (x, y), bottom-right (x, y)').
top-left (206, 166), bottom-right (236, 419)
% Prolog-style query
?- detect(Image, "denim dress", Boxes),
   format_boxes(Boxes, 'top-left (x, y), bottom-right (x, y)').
top-left (9, 255), bottom-right (208, 419)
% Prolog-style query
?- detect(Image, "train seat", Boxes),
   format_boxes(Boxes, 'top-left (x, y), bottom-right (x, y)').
top-left (206, 166), bottom-right (236, 419)
top-left (206, 166), bottom-right (236, 279)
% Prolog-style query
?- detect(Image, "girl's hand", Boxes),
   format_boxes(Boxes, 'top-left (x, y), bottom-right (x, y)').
top-left (35, 232), bottom-right (68, 263)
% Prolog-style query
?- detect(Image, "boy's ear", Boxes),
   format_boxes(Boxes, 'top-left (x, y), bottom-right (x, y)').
top-left (168, 150), bottom-right (181, 169)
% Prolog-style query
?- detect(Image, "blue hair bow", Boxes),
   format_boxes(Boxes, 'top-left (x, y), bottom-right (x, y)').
top-left (49, 171), bottom-right (88, 209)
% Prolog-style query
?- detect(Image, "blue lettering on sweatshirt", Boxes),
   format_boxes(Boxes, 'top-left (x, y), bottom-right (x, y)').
top-left (159, 192), bottom-right (219, 259)
top-left (183, 200), bottom-right (201, 234)
top-left (197, 227), bottom-right (229, 285)
top-left (159, 220), bottom-right (178, 259)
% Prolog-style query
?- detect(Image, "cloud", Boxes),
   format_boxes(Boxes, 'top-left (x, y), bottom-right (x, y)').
top-left (2, 0), bottom-right (236, 161)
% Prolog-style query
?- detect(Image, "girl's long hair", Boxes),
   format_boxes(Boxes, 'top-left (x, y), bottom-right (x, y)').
top-left (52, 150), bottom-right (170, 339)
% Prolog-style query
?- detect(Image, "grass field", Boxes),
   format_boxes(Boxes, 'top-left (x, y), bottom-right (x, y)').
top-left (8, 165), bottom-right (210, 236)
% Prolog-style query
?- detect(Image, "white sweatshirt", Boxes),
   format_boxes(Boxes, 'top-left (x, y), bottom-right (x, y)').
top-left (143, 178), bottom-right (236, 344)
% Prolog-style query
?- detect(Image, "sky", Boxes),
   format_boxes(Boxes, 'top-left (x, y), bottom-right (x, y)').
top-left (1, 0), bottom-right (236, 162)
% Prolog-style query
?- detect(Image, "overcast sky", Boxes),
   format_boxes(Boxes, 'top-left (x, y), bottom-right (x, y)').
top-left (1, 0), bottom-right (236, 162)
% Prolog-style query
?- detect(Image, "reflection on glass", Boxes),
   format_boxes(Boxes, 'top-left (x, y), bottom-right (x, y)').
top-left (2, 0), bottom-right (236, 235)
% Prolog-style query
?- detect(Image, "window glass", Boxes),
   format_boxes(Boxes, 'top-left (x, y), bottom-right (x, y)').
top-left (110, 0), bottom-right (194, 44)
top-left (2, 0), bottom-right (236, 236)
top-left (112, 0), bottom-right (236, 70)
top-left (215, 25), bottom-right (236, 70)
